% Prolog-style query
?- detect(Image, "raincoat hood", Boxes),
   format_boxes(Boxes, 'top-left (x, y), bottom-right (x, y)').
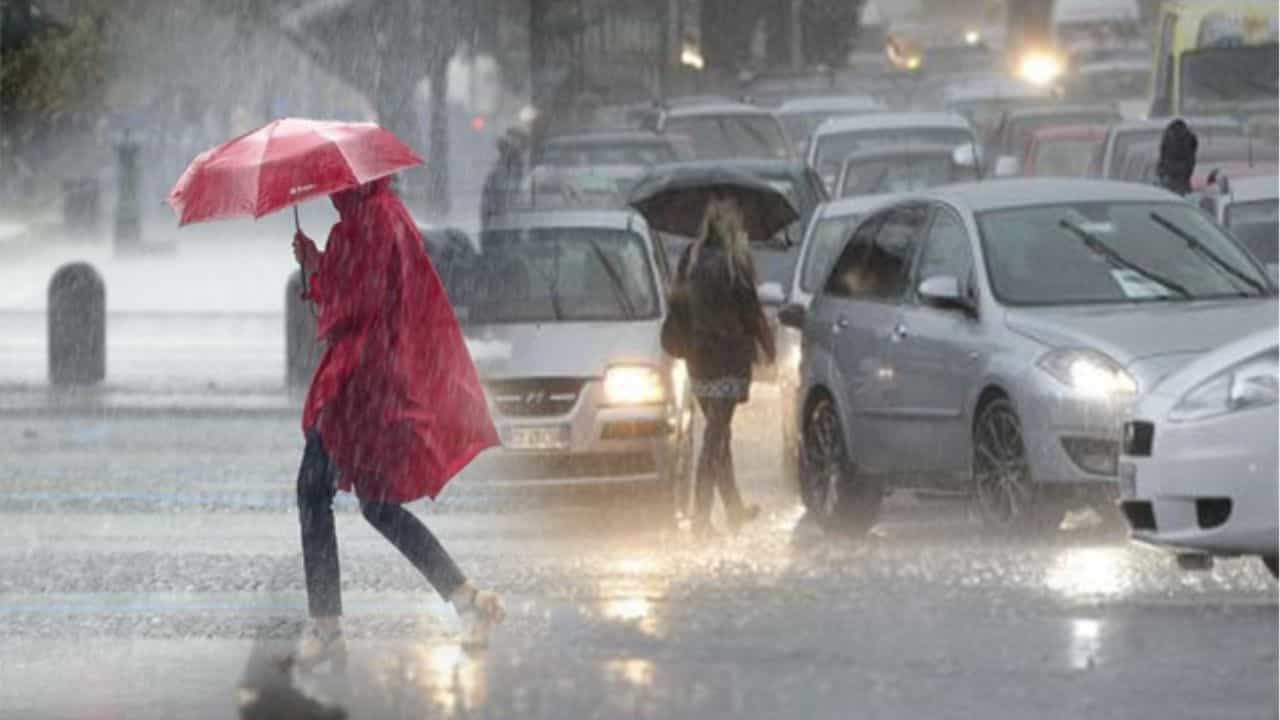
top-left (331, 178), bottom-right (392, 220)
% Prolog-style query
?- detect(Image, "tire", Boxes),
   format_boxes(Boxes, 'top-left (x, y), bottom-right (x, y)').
top-left (971, 396), bottom-right (1065, 536)
top-left (1263, 555), bottom-right (1278, 578)
top-left (800, 393), bottom-right (882, 536)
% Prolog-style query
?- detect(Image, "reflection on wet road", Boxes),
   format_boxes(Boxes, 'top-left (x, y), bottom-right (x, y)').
top-left (0, 393), bottom-right (1275, 719)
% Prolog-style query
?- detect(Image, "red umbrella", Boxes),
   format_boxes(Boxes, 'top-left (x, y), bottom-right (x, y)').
top-left (166, 117), bottom-right (423, 227)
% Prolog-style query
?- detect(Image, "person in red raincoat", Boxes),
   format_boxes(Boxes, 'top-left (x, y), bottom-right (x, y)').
top-left (290, 178), bottom-right (503, 669)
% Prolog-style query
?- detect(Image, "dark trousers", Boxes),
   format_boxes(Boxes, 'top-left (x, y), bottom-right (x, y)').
top-left (297, 431), bottom-right (466, 618)
top-left (693, 397), bottom-right (745, 526)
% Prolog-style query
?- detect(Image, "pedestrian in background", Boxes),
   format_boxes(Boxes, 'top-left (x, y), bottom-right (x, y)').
top-left (1157, 119), bottom-right (1198, 197)
top-left (291, 178), bottom-right (504, 671)
top-left (674, 196), bottom-right (773, 539)
top-left (480, 127), bottom-right (528, 228)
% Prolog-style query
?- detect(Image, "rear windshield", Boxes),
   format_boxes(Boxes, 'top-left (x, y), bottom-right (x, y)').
top-left (814, 128), bottom-right (973, 183)
top-left (664, 115), bottom-right (789, 161)
top-left (541, 140), bottom-right (676, 167)
top-left (1031, 138), bottom-right (1101, 178)
top-left (840, 155), bottom-right (973, 196)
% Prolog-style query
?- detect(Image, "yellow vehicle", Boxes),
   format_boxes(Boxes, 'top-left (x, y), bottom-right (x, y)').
top-left (1149, 0), bottom-right (1279, 117)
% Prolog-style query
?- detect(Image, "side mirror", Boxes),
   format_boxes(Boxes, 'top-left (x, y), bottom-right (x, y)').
top-left (952, 142), bottom-right (979, 169)
top-left (758, 281), bottom-right (786, 307)
top-left (918, 275), bottom-right (976, 314)
top-left (778, 302), bottom-right (806, 329)
top-left (992, 155), bottom-right (1020, 178)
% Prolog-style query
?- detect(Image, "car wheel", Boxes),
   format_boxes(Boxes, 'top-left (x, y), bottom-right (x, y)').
top-left (972, 396), bottom-right (1064, 536)
top-left (1263, 555), bottom-right (1278, 578)
top-left (801, 393), bottom-right (881, 536)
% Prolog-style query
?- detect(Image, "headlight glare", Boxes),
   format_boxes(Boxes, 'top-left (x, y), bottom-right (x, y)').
top-left (1038, 349), bottom-right (1138, 398)
top-left (1169, 348), bottom-right (1279, 422)
top-left (604, 365), bottom-right (666, 405)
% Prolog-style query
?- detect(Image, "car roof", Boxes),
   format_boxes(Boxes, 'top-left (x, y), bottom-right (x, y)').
top-left (1075, 58), bottom-right (1151, 74)
top-left (482, 209), bottom-right (649, 233)
top-left (1002, 104), bottom-right (1119, 120)
top-left (776, 96), bottom-right (886, 114)
top-left (1225, 175), bottom-right (1280, 204)
top-left (813, 112), bottom-right (971, 137)
top-left (943, 75), bottom-right (1050, 101)
top-left (926, 178), bottom-right (1179, 212)
top-left (816, 193), bottom-right (906, 219)
top-left (1111, 116), bottom-right (1241, 133)
top-left (543, 131), bottom-right (669, 146)
top-left (665, 102), bottom-right (773, 118)
top-left (650, 158), bottom-right (808, 178)
top-left (1030, 123), bottom-right (1110, 140)
top-left (839, 143), bottom-right (959, 164)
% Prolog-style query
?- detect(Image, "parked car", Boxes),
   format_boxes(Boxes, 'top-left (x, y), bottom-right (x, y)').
top-left (1118, 327), bottom-right (1278, 577)
top-left (1197, 174), bottom-right (1280, 273)
top-left (986, 105), bottom-right (1121, 177)
top-left (778, 193), bottom-right (904, 490)
top-left (780, 179), bottom-right (1277, 535)
top-left (1089, 117), bottom-right (1242, 179)
top-left (835, 143), bottom-right (979, 198)
top-left (449, 210), bottom-right (696, 513)
top-left (640, 100), bottom-right (791, 162)
top-left (1021, 124), bottom-right (1108, 178)
top-left (806, 112), bottom-right (977, 192)
top-left (775, 95), bottom-right (888, 157)
top-left (534, 131), bottom-right (687, 167)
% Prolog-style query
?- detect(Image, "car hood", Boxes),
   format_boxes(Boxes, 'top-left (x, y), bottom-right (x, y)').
top-left (464, 321), bottom-right (663, 380)
top-left (1004, 300), bottom-right (1278, 384)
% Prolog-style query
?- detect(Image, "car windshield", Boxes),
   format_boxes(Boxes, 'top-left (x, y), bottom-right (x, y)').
top-left (978, 201), bottom-right (1274, 306)
top-left (801, 213), bottom-right (862, 292)
top-left (1031, 138), bottom-right (1099, 177)
top-left (814, 128), bottom-right (972, 182)
top-left (453, 228), bottom-right (658, 324)
top-left (541, 140), bottom-right (675, 167)
top-left (1107, 124), bottom-right (1244, 176)
top-left (1182, 45), bottom-right (1280, 112)
top-left (948, 97), bottom-right (1051, 138)
top-left (840, 154), bottom-right (967, 196)
top-left (664, 115), bottom-right (789, 160)
top-left (1004, 112), bottom-right (1115, 155)
top-left (1228, 199), bottom-right (1280, 265)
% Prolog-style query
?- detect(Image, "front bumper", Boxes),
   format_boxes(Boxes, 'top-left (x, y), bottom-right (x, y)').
top-left (478, 377), bottom-right (681, 487)
top-left (1118, 407), bottom-right (1279, 556)
top-left (1016, 382), bottom-right (1129, 486)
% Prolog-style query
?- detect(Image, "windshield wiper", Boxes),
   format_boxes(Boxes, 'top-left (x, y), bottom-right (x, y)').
top-left (586, 239), bottom-right (636, 319)
top-left (1058, 219), bottom-right (1191, 299)
top-left (1148, 212), bottom-right (1266, 296)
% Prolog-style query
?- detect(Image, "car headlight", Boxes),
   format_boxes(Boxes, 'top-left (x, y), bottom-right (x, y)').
top-left (1038, 349), bottom-right (1138, 398)
top-left (604, 365), bottom-right (666, 406)
top-left (1018, 51), bottom-right (1063, 87)
top-left (1169, 348), bottom-right (1279, 423)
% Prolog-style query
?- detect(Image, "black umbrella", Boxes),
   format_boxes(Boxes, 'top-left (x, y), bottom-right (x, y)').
top-left (627, 165), bottom-right (799, 241)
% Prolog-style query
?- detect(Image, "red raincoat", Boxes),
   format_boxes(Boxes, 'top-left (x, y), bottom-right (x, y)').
top-left (302, 179), bottom-right (498, 503)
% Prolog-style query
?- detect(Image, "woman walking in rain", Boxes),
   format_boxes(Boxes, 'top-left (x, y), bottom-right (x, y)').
top-left (675, 196), bottom-right (774, 538)
top-left (290, 178), bottom-right (504, 670)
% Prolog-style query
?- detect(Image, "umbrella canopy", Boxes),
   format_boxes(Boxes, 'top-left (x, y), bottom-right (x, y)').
top-left (166, 118), bottom-right (423, 226)
top-left (627, 164), bottom-right (799, 241)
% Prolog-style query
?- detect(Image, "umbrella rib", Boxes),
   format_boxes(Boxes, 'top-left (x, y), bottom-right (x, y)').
top-left (252, 119), bottom-right (279, 218)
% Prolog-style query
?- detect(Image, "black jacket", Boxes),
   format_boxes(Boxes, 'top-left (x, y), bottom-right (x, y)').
top-left (677, 242), bottom-right (763, 381)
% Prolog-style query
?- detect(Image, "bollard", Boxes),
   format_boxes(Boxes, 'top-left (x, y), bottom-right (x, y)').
top-left (285, 270), bottom-right (322, 388)
top-left (48, 262), bottom-right (106, 385)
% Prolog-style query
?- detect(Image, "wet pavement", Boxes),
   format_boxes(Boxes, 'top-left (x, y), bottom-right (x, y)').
top-left (0, 391), bottom-right (1276, 719)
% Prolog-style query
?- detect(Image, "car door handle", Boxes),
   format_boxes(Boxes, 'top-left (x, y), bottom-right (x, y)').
top-left (832, 317), bottom-right (849, 334)
top-left (890, 323), bottom-right (909, 342)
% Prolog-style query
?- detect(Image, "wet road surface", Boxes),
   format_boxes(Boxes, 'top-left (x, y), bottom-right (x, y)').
top-left (1, 391), bottom-right (1275, 719)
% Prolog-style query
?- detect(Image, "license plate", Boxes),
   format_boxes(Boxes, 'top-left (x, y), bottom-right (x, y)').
top-left (503, 426), bottom-right (569, 451)
top-left (1118, 462), bottom-right (1137, 498)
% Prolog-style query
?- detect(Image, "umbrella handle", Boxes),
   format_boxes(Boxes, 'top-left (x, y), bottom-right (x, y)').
top-left (294, 206), bottom-right (311, 301)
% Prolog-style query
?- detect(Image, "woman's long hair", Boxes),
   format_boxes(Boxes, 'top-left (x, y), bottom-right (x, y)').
top-left (690, 195), bottom-right (755, 286)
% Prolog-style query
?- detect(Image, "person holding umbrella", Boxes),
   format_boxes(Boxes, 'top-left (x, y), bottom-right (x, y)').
top-left (629, 167), bottom-right (795, 540)
top-left (674, 196), bottom-right (776, 538)
top-left (167, 119), bottom-right (505, 670)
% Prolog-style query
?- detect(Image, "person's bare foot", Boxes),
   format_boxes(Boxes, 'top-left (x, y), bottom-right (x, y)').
top-left (290, 619), bottom-right (347, 673)
top-left (452, 585), bottom-right (505, 649)
top-left (729, 504), bottom-right (762, 533)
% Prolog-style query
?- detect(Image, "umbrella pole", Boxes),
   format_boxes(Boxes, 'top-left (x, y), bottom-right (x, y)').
top-left (294, 206), bottom-right (310, 301)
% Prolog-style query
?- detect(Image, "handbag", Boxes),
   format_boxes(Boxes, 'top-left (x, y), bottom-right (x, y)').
top-left (662, 291), bottom-right (693, 358)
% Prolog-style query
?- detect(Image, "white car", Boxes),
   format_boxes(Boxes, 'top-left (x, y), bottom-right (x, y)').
top-left (1119, 327), bottom-right (1279, 576)
top-left (805, 112), bottom-right (977, 193)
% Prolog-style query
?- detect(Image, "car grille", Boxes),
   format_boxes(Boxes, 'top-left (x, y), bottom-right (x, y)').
top-left (489, 378), bottom-right (584, 417)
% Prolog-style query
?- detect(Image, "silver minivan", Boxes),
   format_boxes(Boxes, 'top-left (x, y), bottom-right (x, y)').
top-left (781, 179), bottom-right (1277, 535)
top-left (447, 210), bottom-right (695, 511)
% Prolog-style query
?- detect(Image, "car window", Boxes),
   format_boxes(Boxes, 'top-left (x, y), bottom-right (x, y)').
top-left (915, 209), bottom-right (973, 287)
top-left (663, 115), bottom-right (789, 160)
top-left (823, 214), bottom-right (884, 298)
top-left (824, 204), bottom-right (927, 301)
top-left (802, 213), bottom-right (863, 293)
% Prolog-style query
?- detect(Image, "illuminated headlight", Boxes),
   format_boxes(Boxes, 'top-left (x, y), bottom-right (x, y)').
top-left (1038, 349), bottom-right (1138, 398)
top-left (1169, 348), bottom-right (1279, 423)
top-left (1018, 52), bottom-right (1063, 87)
top-left (964, 30), bottom-right (981, 46)
top-left (604, 366), bottom-right (666, 406)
